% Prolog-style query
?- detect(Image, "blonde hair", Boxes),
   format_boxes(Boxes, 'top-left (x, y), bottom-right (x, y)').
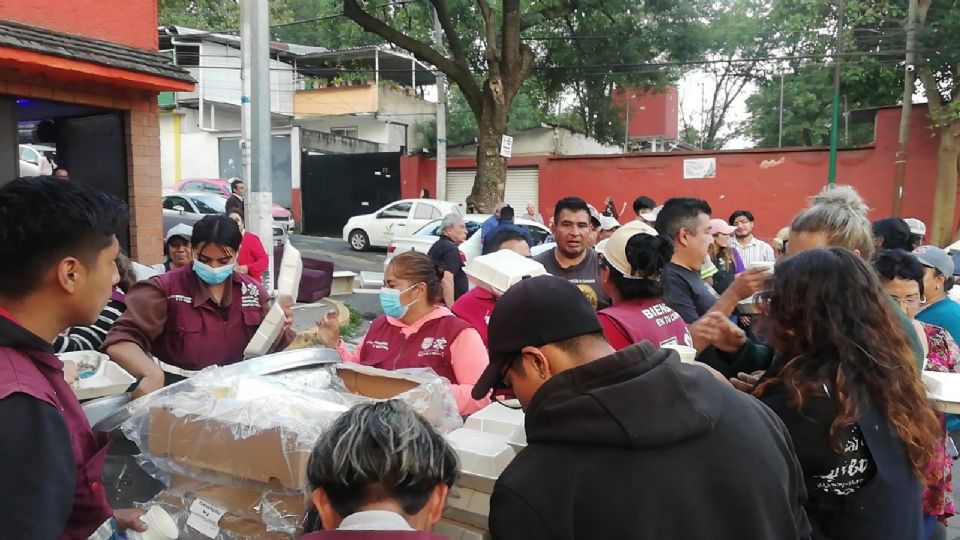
top-left (790, 185), bottom-right (874, 259)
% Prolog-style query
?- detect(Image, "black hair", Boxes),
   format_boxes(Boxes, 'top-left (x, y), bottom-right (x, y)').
top-left (0, 176), bottom-right (127, 299)
top-left (603, 233), bottom-right (674, 300)
top-left (655, 198), bottom-right (712, 241)
top-left (873, 249), bottom-right (925, 297)
top-left (633, 196), bottom-right (656, 214)
top-left (728, 210), bottom-right (754, 225)
top-left (192, 214), bottom-right (243, 252)
top-left (390, 251), bottom-right (445, 304)
top-left (553, 196), bottom-right (590, 223)
top-left (230, 178), bottom-right (244, 192)
top-left (483, 230), bottom-right (528, 255)
top-left (872, 218), bottom-right (913, 251)
top-left (499, 205), bottom-right (515, 222)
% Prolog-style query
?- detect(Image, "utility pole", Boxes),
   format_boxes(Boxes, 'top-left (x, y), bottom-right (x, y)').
top-left (432, 7), bottom-right (447, 200)
top-left (778, 71), bottom-right (785, 147)
top-left (827, 0), bottom-right (845, 185)
top-left (623, 93), bottom-right (631, 153)
top-left (892, 0), bottom-right (919, 217)
top-left (240, 0), bottom-right (275, 289)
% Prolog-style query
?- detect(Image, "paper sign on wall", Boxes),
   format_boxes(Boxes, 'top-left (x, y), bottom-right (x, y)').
top-left (683, 157), bottom-right (717, 180)
top-left (500, 135), bottom-right (514, 158)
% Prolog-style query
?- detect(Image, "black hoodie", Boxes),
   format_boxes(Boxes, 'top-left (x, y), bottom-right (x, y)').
top-left (489, 342), bottom-right (812, 540)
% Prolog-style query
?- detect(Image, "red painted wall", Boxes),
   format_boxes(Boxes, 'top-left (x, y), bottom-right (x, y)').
top-left (611, 87), bottom-right (679, 140)
top-left (402, 106), bottom-right (956, 243)
top-left (0, 1), bottom-right (159, 50)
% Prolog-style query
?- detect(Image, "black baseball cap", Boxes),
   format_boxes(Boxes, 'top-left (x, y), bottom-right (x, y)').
top-left (471, 275), bottom-right (603, 399)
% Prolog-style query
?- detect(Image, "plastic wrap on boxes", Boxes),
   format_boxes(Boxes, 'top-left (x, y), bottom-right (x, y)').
top-left (444, 429), bottom-right (516, 494)
top-left (117, 353), bottom-right (463, 496)
top-left (144, 490), bottom-right (297, 540)
top-left (169, 475), bottom-right (309, 533)
top-left (464, 403), bottom-right (524, 437)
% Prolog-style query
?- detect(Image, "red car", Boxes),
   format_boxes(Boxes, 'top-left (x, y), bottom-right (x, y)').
top-left (175, 178), bottom-right (295, 231)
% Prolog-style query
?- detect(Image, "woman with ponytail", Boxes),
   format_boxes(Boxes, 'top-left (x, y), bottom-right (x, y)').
top-left (755, 247), bottom-right (942, 540)
top-left (316, 251), bottom-right (490, 415)
top-left (596, 220), bottom-right (692, 350)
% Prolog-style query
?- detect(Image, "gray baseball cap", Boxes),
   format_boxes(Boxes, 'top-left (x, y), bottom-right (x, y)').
top-left (914, 245), bottom-right (954, 277)
top-left (165, 223), bottom-right (194, 243)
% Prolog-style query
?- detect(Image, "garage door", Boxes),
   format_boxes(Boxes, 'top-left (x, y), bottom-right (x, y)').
top-left (445, 167), bottom-right (539, 210)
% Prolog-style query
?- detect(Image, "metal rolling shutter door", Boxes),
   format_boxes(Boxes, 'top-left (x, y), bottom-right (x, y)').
top-left (445, 168), bottom-right (540, 210)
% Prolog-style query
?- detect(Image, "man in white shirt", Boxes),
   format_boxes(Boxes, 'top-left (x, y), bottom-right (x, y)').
top-left (729, 210), bottom-right (775, 265)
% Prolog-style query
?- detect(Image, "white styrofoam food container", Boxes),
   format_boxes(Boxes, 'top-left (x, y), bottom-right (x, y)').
top-left (243, 303), bottom-right (286, 358)
top-left (463, 250), bottom-right (547, 294)
top-left (506, 425), bottom-right (526, 452)
top-left (276, 242), bottom-right (303, 299)
top-left (60, 351), bottom-right (137, 400)
top-left (464, 402), bottom-right (525, 437)
top-left (445, 428), bottom-right (516, 493)
top-left (434, 518), bottom-right (491, 540)
top-left (923, 371), bottom-right (960, 402)
top-left (444, 485), bottom-right (491, 530)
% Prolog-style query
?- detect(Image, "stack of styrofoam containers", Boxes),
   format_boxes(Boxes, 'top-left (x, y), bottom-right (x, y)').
top-left (437, 403), bottom-right (526, 540)
top-left (244, 243), bottom-right (303, 358)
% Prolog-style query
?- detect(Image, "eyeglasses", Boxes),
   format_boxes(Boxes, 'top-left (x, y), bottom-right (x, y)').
top-left (489, 356), bottom-right (524, 410)
top-left (890, 295), bottom-right (923, 309)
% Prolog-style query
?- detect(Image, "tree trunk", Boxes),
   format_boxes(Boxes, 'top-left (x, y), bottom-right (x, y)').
top-left (930, 122), bottom-right (960, 246)
top-left (466, 90), bottom-right (510, 213)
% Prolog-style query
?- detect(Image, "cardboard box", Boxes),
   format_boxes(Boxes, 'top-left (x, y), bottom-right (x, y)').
top-left (147, 365), bottom-right (430, 491)
top-left (169, 475), bottom-right (309, 525)
top-left (154, 491), bottom-right (296, 540)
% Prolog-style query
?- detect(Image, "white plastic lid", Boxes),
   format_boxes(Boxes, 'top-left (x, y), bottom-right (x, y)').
top-left (463, 250), bottom-right (547, 294)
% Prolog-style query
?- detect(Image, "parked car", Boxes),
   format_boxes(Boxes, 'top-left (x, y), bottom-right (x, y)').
top-left (342, 199), bottom-right (465, 251)
top-left (384, 214), bottom-right (551, 268)
top-left (162, 192), bottom-right (287, 247)
top-left (174, 178), bottom-right (295, 232)
top-left (19, 144), bottom-right (56, 176)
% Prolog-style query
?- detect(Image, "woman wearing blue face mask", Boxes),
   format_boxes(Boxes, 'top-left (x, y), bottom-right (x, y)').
top-left (105, 215), bottom-right (294, 397)
top-left (316, 251), bottom-right (490, 415)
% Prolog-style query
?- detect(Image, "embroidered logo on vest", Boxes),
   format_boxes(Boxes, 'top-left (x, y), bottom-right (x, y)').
top-left (169, 294), bottom-right (192, 304)
top-left (418, 336), bottom-right (448, 358)
top-left (240, 282), bottom-right (261, 308)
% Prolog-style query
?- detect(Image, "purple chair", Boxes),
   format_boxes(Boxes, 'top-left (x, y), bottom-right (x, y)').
top-left (273, 246), bottom-right (333, 303)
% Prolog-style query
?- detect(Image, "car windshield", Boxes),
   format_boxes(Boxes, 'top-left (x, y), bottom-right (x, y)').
top-left (189, 194), bottom-right (226, 214)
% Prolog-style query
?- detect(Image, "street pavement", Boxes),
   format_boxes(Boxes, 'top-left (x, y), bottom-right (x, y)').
top-left (289, 234), bottom-right (387, 320)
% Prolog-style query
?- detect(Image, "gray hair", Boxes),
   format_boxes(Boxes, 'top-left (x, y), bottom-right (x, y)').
top-left (791, 184), bottom-right (874, 259)
top-left (307, 400), bottom-right (459, 518)
top-left (440, 213), bottom-right (463, 234)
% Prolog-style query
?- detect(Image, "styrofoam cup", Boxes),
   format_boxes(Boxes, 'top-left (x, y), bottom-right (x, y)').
top-left (128, 506), bottom-right (179, 540)
top-left (662, 344), bottom-right (697, 363)
top-left (748, 261), bottom-right (774, 272)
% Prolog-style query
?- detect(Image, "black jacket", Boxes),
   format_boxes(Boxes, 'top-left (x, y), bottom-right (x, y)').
top-left (759, 367), bottom-right (922, 540)
top-left (489, 342), bottom-right (811, 540)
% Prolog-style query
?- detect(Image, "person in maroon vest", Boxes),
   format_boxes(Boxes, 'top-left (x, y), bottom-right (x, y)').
top-left (452, 229), bottom-right (533, 346)
top-left (0, 177), bottom-right (148, 539)
top-left (105, 215), bottom-right (293, 397)
top-left (596, 220), bottom-right (692, 350)
top-left (301, 399), bottom-right (458, 540)
top-left (317, 251), bottom-right (489, 415)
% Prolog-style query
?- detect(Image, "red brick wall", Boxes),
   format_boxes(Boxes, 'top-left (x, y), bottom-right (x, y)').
top-left (0, 70), bottom-right (163, 263)
top-left (0, 1), bottom-right (159, 50)
top-left (401, 106), bottom-right (958, 243)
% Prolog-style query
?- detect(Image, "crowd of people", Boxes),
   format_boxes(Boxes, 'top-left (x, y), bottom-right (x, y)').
top-left (3, 174), bottom-right (960, 540)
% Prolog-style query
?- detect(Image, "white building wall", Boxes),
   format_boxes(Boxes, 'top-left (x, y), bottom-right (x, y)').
top-left (296, 116), bottom-right (394, 150)
top-left (195, 42), bottom-right (294, 115)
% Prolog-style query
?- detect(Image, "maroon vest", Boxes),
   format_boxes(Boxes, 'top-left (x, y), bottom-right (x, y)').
top-left (599, 298), bottom-right (692, 348)
top-left (358, 314), bottom-right (470, 383)
top-left (152, 266), bottom-right (266, 371)
top-left (300, 531), bottom-right (447, 540)
top-left (0, 345), bottom-right (113, 539)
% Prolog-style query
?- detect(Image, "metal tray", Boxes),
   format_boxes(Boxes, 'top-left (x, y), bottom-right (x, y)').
top-left (89, 347), bottom-right (342, 432)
